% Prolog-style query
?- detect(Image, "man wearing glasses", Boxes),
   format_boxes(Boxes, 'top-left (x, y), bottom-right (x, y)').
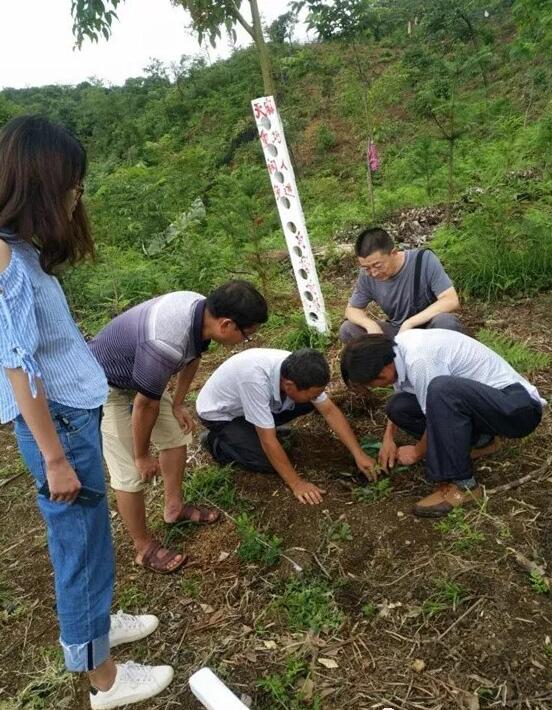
top-left (89, 281), bottom-right (267, 574)
top-left (339, 227), bottom-right (462, 343)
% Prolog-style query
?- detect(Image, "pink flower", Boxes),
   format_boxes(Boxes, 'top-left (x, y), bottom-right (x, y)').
top-left (367, 142), bottom-right (380, 172)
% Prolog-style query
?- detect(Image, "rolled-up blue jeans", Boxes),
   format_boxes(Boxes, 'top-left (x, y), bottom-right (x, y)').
top-left (14, 402), bottom-right (114, 672)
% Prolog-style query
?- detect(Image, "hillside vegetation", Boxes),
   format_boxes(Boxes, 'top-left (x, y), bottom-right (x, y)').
top-left (0, 0), bottom-right (551, 333)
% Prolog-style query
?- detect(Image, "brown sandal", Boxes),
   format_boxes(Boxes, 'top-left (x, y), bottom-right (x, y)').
top-left (137, 540), bottom-right (188, 574)
top-left (166, 504), bottom-right (220, 525)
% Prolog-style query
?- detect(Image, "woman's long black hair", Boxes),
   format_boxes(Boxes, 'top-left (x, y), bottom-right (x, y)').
top-left (0, 115), bottom-right (94, 273)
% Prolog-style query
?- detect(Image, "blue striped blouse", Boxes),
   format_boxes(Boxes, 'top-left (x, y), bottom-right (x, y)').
top-left (0, 231), bottom-right (108, 423)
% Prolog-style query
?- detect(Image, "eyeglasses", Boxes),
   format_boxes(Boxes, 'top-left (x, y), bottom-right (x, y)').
top-left (239, 327), bottom-right (254, 343)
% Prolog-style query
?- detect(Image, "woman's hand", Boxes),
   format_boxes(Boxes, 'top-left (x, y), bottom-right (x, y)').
top-left (46, 457), bottom-right (81, 503)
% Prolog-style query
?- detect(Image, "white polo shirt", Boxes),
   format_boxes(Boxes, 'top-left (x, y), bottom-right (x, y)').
top-left (196, 348), bottom-right (328, 429)
top-left (393, 329), bottom-right (545, 413)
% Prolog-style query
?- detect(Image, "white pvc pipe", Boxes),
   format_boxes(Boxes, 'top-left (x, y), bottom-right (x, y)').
top-left (252, 95), bottom-right (329, 334)
top-left (189, 667), bottom-right (250, 709)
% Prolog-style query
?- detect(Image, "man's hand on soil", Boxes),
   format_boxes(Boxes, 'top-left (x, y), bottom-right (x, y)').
top-left (135, 455), bottom-right (161, 482)
top-left (291, 479), bottom-right (326, 505)
top-left (379, 437), bottom-right (398, 471)
top-left (355, 452), bottom-right (378, 481)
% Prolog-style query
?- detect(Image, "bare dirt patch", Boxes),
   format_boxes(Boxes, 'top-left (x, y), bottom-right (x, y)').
top-left (1, 294), bottom-right (552, 710)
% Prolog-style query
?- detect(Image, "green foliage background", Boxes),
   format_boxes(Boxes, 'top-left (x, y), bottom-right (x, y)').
top-left (1, 0), bottom-right (551, 332)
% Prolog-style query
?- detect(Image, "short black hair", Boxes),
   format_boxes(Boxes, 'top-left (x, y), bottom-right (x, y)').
top-left (340, 334), bottom-right (396, 386)
top-left (281, 349), bottom-right (330, 390)
top-left (355, 227), bottom-right (394, 258)
top-left (206, 280), bottom-right (268, 329)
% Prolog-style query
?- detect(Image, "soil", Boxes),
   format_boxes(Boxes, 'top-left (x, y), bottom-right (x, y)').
top-left (1, 292), bottom-right (551, 710)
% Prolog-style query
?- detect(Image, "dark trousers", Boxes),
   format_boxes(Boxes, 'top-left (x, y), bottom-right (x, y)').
top-left (386, 377), bottom-right (542, 483)
top-left (201, 403), bottom-right (314, 473)
top-left (339, 313), bottom-right (463, 343)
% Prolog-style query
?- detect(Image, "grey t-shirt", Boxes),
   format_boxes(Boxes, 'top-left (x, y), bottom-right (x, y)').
top-left (196, 348), bottom-right (328, 429)
top-left (349, 249), bottom-right (453, 327)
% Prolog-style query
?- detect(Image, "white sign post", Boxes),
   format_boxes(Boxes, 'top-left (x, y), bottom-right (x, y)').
top-left (189, 667), bottom-right (249, 709)
top-left (251, 95), bottom-right (329, 334)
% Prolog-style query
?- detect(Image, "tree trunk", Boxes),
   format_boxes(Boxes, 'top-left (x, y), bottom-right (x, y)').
top-left (249, 0), bottom-right (276, 97)
top-left (447, 137), bottom-right (454, 225)
top-left (366, 152), bottom-right (376, 222)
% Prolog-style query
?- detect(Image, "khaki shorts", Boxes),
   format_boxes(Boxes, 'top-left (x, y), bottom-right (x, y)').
top-left (102, 387), bottom-right (192, 493)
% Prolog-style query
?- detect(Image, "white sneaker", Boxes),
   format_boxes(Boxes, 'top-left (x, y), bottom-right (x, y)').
top-left (109, 611), bottom-right (159, 647)
top-left (90, 661), bottom-right (174, 709)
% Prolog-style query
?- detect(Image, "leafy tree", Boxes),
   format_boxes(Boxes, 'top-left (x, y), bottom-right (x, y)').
top-left (414, 0), bottom-right (497, 95)
top-left (408, 49), bottom-right (481, 222)
top-left (293, 0), bottom-right (396, 219)
top-left (293, 0), bottom-right (395, 42)
top-left (267, 11), bottom-right (297, 45)
top-left (512, 0), bottom-right (552, 57)
top-left (71, 0), bottom-right (276, 96)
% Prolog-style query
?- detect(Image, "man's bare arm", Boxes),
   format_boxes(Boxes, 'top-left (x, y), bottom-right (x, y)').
top-left (400, 287), bottom-right (460, 331)
top-left (344, 304), bottom-right (384, 334)
top-left (256, 427), bottom-right (325, 505)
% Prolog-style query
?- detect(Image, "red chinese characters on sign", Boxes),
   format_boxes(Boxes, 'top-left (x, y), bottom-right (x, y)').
top-left (271, 130), bottom-right (282, 144)
top-left (266, 159), bottom-right (278, 175)
top-left (259, 129), bottom-right (269, 146)
top-left (253, 98), bottom-right (276, 119)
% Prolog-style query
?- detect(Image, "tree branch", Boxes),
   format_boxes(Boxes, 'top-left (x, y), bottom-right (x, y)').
top-left (229, 0), bottom-right (254, 38)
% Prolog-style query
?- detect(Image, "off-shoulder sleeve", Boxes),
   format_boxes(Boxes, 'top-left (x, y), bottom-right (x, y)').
top-left (0, 249), bottom-right (41, 396)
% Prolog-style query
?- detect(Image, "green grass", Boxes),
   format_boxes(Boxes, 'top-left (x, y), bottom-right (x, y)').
top-left (282, 313), bottom-right (333, 352)
top-left (257, 657), bottom-right (319, 710)
top-left (325, 516), bottom-right (353, 543)
top-left (0, 588), bottom-right (28, 622)
top-left (14, 647), bottom-right (75, 709)
top-left (0, 458), bottom-right (26, 480)
top-left (276, 578), bottom-right (343, 633)
top-left (421, 578), bottom-right (467, 618)
top-left (529, 570), bottom-right (550, 594)
top-left (435, 508), bottom-right (486, 552)
top-left (361, 601), bottom-right (378, 619)
top-left (235, 513), bottom-right (282, 567)
top-left (117, 584), bottom-right (149, 611)
top-left (183, 464), bottom-right (237, 509)
top-left (354, 477), bottom-right (392, 503)
top-left (180, 574), bottom-right (203, 598)
top-left (477, 329), bottom-right (550, 374)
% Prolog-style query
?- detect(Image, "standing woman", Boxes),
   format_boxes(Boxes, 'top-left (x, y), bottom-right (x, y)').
top-left (0, 116), bottom-right (173, 709)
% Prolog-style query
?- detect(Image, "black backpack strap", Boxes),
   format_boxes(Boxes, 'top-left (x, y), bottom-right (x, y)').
top-left (411, 249), bottom-right (425, 315)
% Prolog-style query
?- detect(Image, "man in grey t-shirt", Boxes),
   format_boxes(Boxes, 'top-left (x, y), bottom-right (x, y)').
top-left (339, 227), bottom-right (462, 342)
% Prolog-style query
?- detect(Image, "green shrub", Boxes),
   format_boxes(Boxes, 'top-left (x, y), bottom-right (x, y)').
top-left (315, 122), bottom-right (337, 155)
top-left (433, 196), bottom-right (552, 299)
top-left (183, 465), bottom-right (236, 509)
top-left (276, 578), bottom-right (343, 633)
top-left (235, 513), bottom-right (282, 567)
top-left (477, 329), bottom-right (550, 374)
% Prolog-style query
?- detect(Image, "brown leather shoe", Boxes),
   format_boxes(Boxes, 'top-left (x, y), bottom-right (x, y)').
top-left (413, 483), bottom-right (483, 518)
